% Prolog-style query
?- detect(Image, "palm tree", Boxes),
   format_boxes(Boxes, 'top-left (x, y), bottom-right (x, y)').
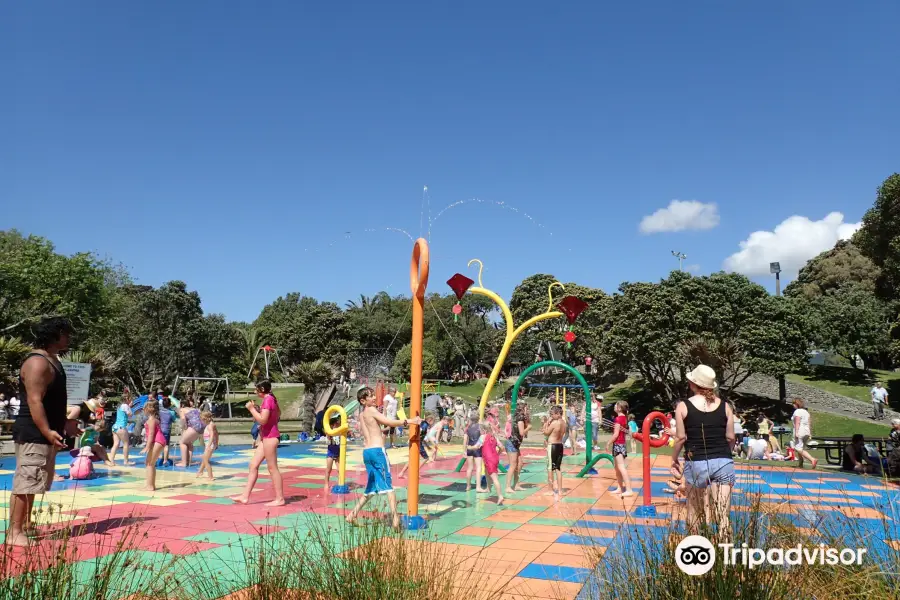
top-left (241, 327), bottom-right (262, 375)
top-left (345, 294), bottom-right (376, 315)
top-left (289, 359), bottom-right (334, 432)
top-left (60, 348), bottom-right (124, 393)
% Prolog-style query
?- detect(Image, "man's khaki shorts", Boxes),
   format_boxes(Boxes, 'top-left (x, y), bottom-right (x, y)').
top-left (12, 442), bottom-right (57, 495)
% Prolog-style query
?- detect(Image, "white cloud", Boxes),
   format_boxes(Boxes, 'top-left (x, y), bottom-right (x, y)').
top-left (639, 200), bottom-right (720, 234)
top-left (723, 212), bottom-right (860, 277)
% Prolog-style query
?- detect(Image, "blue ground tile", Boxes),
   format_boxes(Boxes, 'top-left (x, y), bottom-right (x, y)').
top-left (518, 563), bottom-right (592, 583)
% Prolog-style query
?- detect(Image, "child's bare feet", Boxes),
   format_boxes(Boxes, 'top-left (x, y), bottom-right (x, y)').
top-left (620, 490), bottom-right (636, 498)
top-left (123, 461), bottom-right (135, 467)
top-left (609, 487), bottom-right (623, 495)
top-left (264, 498), bottom-right (285, 507)
top-left (811, 458), bottom-right (818, 469)
top-left (392, 515), bottom-right (402, 532)
top-left (497, 496), bottom-right (505, 506)
top-left (234, 495), bottom-right (250, 505)
top-left (141, 486), bottom-right (155, 492)
top-left (104, 460), bottom-right (115, 467)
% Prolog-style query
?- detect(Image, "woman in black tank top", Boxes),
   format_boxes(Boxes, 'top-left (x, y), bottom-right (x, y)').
top-left (670, 365), bottom-right (736, 536)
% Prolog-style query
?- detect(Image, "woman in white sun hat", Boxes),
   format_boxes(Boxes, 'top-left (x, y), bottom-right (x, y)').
top-left (670, 365), bottom-right (736, 535)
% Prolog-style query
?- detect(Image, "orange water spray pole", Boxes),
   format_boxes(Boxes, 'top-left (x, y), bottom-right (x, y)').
top-left (631, 411), bottom-right (670, 517)
top-left (404, 238), bottom-right (429, 530)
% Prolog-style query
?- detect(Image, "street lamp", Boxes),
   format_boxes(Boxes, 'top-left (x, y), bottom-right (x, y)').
top-left (770, 262), bottom-right (782, 297)
top-left (671, 251), bottom-right (687, 272)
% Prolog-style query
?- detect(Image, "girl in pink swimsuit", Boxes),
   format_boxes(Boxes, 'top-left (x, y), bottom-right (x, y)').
top-left (143, 401), bottom-right (166, 491)
top-left (235, 381), bottom-right (285, 506)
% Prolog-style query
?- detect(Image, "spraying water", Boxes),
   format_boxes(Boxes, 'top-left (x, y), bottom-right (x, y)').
top-left (431, 198), bottom-right (552, 234)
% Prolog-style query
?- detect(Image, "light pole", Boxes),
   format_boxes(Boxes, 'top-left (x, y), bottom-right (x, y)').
top-left (770, 262), bottom-right (786, 401)
top-left (671, 251), bottom-right (687, 272)
top-left (770, 262), bottom-right (782, 297)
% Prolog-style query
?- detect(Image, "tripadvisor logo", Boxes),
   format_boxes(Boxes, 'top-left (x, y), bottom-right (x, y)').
top-left (675, 535), bottom-right (867, 575)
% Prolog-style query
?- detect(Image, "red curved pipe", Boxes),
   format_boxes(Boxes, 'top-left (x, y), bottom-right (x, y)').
top-left (630, 411), bottom-right (670, 507)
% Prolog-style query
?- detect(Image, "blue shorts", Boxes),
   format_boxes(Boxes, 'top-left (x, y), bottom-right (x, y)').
top-left (683, 457), bottom-right (736, 489)
top-left (251, 422), bottom-right (260, 440)
top-left (326, 444), bottom-right (340, 460)
top-left (363, 448), bottom-right (393, 496)
top-left (505, 439), bottom-right (518, 453)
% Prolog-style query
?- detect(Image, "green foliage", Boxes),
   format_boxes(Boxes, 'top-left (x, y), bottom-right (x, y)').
top-left (601, 271), bottom-right (810, 401)
top-left (254, 293), bottom-right (351, 367)
top-left (784, 240), bottom-right (881, 299)
top-left (0, 336), bottom-right (31, 391)
top-left (508, 274), bottom-right (608, 370)
top-left (854, 173), bottom-right (900, 299)
top-left (800, 288), bottom-right (891, 369)
top-left (96, 281), bottom-right (242, 390)
top-left (289, 358), bottom-right (334, 431)
top-left (389, 342), bottom-right (438, 381)
top-left (0, 230), bottom-right (114, 340)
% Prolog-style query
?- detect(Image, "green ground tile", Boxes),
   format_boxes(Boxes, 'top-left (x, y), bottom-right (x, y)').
top-left (561, 496), bottom-right (597, 504)
top-left (199, 497), bottom-right (237, 505)
top-left (184, 531), bottom-right (263, 545)
top-left (290, 481), bottom-right (331, 489)
top-left (528, 517), bottom-right (575, 527)
top-left (502, 503), bottom-right (547, 512)
top-left (439, 533), bottom-right (500, 546)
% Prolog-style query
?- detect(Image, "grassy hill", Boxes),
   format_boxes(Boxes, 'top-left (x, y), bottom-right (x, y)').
top-left (787, 365), bottom-right (900, 405)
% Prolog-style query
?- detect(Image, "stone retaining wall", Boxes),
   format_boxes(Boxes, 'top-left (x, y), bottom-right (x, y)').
top-left (734, 373), bottom-right (899, 422)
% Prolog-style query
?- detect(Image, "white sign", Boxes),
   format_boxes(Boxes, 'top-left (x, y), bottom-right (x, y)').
top-left (61, 361), bottom-right (92, 403)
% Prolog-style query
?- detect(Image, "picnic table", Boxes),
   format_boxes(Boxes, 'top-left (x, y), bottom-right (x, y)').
top-left (812, 436), bottom-right (891, 466)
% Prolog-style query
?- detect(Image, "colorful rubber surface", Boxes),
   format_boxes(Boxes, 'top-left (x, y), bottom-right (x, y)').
top-left (0, 442), bottom-right (897, 599)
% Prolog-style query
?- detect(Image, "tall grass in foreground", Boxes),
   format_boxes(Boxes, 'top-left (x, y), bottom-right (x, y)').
top-left (185, 516), bottom-right (508, 600)
top-left (1, 501), bottom-right (508, 600)
top-left (0, 501), bottom-right (172, 600)
top-left (578, 489), bottom-right (900, 600)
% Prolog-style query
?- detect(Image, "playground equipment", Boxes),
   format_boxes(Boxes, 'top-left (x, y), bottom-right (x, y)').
top-left (402, 237), bottom-right (429, 531)
top-left (323, 404), bottom-right (350, 494)
top-left (447, 260), bottom-right (588, 473)
top-left (247, 345), bottom-right (288, 381)
top-left (509, 361), bottom-right (614, 478)
top-left (630, 411), bottom-right (671, 517)
top-left (171, 375), bottom-right (230, 417)
top-left (527, 382), bottom-right (595, 406)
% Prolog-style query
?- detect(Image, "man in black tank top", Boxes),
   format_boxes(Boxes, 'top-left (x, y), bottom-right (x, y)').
top-left (8, 317), bottom-right (72, 547)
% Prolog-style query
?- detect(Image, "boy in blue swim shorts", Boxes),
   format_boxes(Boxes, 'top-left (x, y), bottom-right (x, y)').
top-left (346, 387), bottom-right (421, 530)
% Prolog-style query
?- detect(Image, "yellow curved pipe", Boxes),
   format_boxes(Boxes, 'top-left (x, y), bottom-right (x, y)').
top-left (470, 288), bottom-right (564, 419)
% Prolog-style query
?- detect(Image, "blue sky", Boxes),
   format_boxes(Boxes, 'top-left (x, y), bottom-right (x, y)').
top-left (3, 2), bottom-right (898, 322)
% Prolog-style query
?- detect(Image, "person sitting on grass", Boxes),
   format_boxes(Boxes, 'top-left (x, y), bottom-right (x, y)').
top-left (842, 434), bottom-right (882, 476)
top-left (746, 434), bottom-right (770, 461)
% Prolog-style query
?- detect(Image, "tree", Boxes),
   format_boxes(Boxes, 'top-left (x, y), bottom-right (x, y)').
top-left (854, 173), bottom-right (900, 299)
top-left (802, 288), bottom-right (891, 369)
top-left (96, 282), bottom-right (215, 390)
top-left (289, 359), bottom-right (333, 432)
top-left (600, 271), bottom-right (810, 402)
top-left (0, 336), bottom-right (31, 392)
top-left (784, 240), bottom-right (881, 300)
top-left (389, 342), bottom-right (438, 381)
top-left (254, 294), bottom-right (350, 367)
top-left (0, 230), bottom-right (115, 339)
top-left (509, 274), bottom-right (608, 372)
